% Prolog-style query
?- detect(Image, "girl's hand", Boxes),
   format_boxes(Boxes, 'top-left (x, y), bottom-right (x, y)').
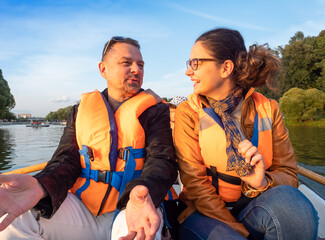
top-left (238, 140), bottom-right (267, 189)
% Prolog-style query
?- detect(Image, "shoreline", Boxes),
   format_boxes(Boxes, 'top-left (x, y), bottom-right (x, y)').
top-left (285, 119), bottom-right (325, 127)
top-left (0, 121), bottom-right (66, 126)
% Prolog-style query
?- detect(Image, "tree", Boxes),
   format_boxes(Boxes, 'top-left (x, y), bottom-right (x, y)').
top-left (277, 30), bottom-right (325, 94)
top-left (279, 88), bottom-right (325, 121)
top-left (2, 110), bottom-right (17, 121)
top-left (45, 111), bottom-right (58, 121)
top-left (0, 69), bottom-right (15, 119)
top-left (45, 106), bottom-right (72, 121)
top-left (314, 30), bottom-right (325, 91)
top-left (162, 97), bottom-right (173, 102)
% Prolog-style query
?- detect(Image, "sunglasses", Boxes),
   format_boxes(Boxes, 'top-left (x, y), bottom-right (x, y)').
top-left (102, 36), bottom-right (127, 58)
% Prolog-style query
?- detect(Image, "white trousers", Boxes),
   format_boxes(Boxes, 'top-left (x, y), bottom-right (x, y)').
top-left (0, 193), bottom-right (164, 240)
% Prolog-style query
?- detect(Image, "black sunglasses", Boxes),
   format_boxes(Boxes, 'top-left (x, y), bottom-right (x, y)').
top-left (102, 36), bottom-right (127, 58)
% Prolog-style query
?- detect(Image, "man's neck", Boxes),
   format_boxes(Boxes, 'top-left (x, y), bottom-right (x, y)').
top-left (107, 94), bottom-right (124, 111)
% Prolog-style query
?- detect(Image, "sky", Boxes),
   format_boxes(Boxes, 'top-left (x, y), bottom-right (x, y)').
top-left (1, 0), bottom-right (324, 117)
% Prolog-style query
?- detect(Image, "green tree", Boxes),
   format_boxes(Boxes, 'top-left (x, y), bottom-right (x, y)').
top-left (0, 69), bottom-right (15, 119)
top-left (2, 110), bottom-right (16, 121)
top-left (279, 87), bottom-right (325, 121)
top-left (45, 106), bottom-right (72, 121)
top-left (278, 30), bottom-right (325, 94)
top-left (314, 30), bottom-right (325, 91)
top-left (162, 97), bottom-right (173, 102)
top-left (45, 111), bottom-right (57, 121)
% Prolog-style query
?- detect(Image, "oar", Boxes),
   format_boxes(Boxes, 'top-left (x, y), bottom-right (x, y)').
top-left (297, 165), bottom-right (325, 185)
top-left (2, 162), bottom-right (47, 175)
top-left (1, 162), bottom-right (325, 185)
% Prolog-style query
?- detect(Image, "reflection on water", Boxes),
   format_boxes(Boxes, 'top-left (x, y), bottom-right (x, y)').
top-left (0, 124), bottom-right (64, 173)
top-left (0, 128), bottom-right (15, 171)
top-left (287, 126), bottom-right (325, 175)
top-left (287, 125), bottom-right (325, 198)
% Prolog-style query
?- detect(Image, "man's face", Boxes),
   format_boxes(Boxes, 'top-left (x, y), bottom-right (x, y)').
top-left (99, 42), bottom-right (144, 101)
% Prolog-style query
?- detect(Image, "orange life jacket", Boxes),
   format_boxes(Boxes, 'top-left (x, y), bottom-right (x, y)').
top-left (70, 89), bottom-right (165, 216)
top-left (187, 90), bottom-right (273, 203)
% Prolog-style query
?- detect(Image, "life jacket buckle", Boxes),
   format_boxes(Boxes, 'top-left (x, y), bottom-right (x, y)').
top-left (98, 170), bottom-right (108, 183)
top-left (118, 148), bottom-right (130, 161)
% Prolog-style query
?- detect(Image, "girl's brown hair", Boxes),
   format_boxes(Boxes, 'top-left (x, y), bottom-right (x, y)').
top-left (196, 28), bottom-right (281, 91)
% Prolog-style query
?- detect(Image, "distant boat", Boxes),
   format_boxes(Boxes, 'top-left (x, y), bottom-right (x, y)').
top-left (26, 121), bottom-right (50, 127)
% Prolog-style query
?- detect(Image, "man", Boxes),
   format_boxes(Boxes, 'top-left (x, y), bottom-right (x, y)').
top-left (0, 37), bottom-right (177, 239)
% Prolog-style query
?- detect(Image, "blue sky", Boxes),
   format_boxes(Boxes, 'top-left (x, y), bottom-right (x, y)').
top-left (1, 0), bottom-right (324, 117)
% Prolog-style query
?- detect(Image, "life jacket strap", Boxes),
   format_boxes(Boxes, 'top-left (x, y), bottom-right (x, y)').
top-left (76, 145), bottom-right (145, 201)
top-left (75, 145), bottom-right (92, 199)
top-left (251, 113), bottom-right (259, 147)
top-left (80, 168), bottom-right (142, 190)
top-left (166, 189), bottom-right (174, 201)
top-left (224, 195), bottom-right (254, 218)
top-left (113, 146), bottom-right (145, 220)
top-left (118, 147), bottom-right (145, 161)
top-left (207, 167), bottom-right (242, 194)
top-left (160, 202), bottom-right (172, 229)
top-left (203, 108), bottom-right (224, 129)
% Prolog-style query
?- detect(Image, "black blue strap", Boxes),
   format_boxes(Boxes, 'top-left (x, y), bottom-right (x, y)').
top-left (203, 108), bottom-right (224, 129)
top-left (100, 92), bottom-right (118, 171)
top-left (160, 203), bottom-right (172, 229)
top-left (76, 145), bottom-right (145, 202)
top-left (113, 147), bottom-right (145, 220)
top-left (80, 168), bottom-right (142, 190)
top-left (76, 145), bottom-right (92, 200)
top-left (251, 113), bottom-right (259, 147)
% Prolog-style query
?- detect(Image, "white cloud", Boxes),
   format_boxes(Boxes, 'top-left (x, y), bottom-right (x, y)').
top-left (50, 96), bottom-right (72, 103)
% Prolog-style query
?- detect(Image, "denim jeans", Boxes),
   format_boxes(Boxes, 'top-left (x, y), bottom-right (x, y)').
top-left (179, 185), bottom-right (319, 240)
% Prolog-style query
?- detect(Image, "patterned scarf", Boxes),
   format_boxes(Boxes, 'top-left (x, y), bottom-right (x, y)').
top-left (207, 88), bottom-right (252, 177)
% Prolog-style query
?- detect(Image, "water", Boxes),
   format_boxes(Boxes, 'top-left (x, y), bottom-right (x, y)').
top-left (0, 124), bottom-right (64, 172)
top-left (0, 124), bottom-right (324, 196)
top-left (287, 125), bottom-right (325, 198)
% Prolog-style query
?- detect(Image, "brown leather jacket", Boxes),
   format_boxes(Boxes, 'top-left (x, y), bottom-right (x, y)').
top-left (174, 89), bottom-right (298, 237)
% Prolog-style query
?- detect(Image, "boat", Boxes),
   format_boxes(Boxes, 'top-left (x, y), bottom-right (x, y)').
top-left (298, 184), bottom-right (325, 238)
top-left (2, 164), bottom-right (324, 238)
top-left (26, 120), bottom-right (50, 127)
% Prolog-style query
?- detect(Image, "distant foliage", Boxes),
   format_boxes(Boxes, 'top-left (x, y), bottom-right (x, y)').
top-left (277, 30), bottom-right (325, 94)
top-left (162, 97), bottom-right (173, 102)
top-left (0, 69), bottom-right (15, 119)
top-left (45, 106), bottom-right (72, 121)
top-left (2, 110), bottom-right (16, 120)
top-left (279, 88), bottom-right (325, 121)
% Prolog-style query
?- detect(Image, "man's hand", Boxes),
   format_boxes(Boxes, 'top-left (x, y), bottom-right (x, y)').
top-left (239, 140), bottom-right (267, 189)
top-left (0, 174), bottom-right (46, 231)
top-left (119, 185), bottom-right (160, 240)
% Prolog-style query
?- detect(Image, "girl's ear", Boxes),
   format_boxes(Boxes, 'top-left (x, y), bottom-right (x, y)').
top-left (221, 60), bottom-right (234, 78)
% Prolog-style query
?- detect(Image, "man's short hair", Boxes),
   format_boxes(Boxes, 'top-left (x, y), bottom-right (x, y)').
top-left (102, 36), bottom-right (140, 60)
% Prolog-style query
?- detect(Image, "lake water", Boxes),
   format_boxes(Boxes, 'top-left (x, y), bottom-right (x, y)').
top-left (0, 124), bottom-right (64, 172)
top-left (0, 124), bottom-right (324, 197)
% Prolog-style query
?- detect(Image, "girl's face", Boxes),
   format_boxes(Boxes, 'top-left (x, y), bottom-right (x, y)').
top-left (185, 41), bottom-right (234, 100)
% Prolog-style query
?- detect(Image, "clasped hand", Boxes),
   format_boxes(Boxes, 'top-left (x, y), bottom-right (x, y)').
top-left (238, 140), bottom-right (268, 189)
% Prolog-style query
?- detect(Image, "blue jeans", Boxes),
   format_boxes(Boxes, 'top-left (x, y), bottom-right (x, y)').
top-left (179, 185), bottom-right (318, 240)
